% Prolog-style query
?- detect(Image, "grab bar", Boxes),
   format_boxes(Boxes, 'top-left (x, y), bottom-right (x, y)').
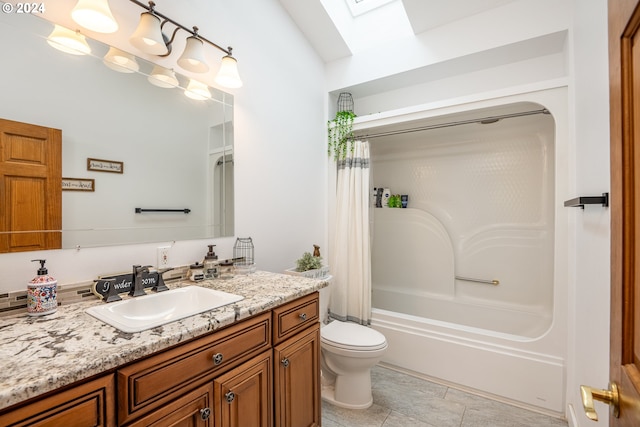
top-left (455, 276), bottom-right (500, 285)
top-left (135, 208), bottom-right (191, 214)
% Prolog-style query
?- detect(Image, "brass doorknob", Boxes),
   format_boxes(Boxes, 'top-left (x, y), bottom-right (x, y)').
top-left (580, 382), bottom-right (620, 421)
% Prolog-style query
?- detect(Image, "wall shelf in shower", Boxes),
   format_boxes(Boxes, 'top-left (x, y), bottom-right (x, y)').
top-left (563, 192), bottom-right (609, 209)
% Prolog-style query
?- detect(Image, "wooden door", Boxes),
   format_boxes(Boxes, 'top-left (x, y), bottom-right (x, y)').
top-left (214, 350), bottom-right (273, 427)
top-left (609, 0), bottom-right (640, 424)
top-left (274, 323), bottom-right (321, 427)
top-left (0, 118), bottom-right (61, 252)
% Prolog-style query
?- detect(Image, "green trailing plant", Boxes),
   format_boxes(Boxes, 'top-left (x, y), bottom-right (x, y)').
top-left (296, 252), bottom-right (323, 272)
top-left (327, 110), bottom-right (357, 161)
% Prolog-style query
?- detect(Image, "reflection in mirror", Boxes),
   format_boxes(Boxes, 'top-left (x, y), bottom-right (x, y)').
top-left (0, 10), bottom-right (234, 251)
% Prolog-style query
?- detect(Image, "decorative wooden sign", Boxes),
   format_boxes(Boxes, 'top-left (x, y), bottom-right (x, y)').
top-left (87, 158), bottom-right (124, 173)
top-left (62, 177), bottom-right (95, 191)
top-left (93, 273), bottom-right (134, 297)
top-left (93, 271), bottom-right (159, 300)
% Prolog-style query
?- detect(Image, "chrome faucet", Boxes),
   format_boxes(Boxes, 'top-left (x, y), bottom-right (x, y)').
top-left (129, 265), bottom-right (151, 297)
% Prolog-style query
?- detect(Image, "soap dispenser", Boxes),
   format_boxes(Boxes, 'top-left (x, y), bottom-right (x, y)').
top-left (203, 244), bottom-right (219, 279)
top-left (27, 259), bottom-right (57, 316)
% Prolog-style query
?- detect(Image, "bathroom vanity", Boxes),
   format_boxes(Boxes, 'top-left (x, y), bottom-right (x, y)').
top-left (0, 271), bottom-right (327, 427)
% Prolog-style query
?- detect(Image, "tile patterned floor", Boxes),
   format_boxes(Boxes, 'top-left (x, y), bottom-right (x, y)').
top-left (321, 365), bottom-right (569, 427)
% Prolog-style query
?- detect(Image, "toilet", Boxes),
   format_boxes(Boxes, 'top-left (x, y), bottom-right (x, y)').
top-left (320, 320), bottom-right (388, 409)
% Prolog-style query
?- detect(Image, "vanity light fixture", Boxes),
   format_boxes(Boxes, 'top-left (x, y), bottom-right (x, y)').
top-left (177, 32), bottom-right (209, 73)
top-left (148, 65), bottom-right (179, 88)
top-left (103, 47), bottom-right (139, 73)
top-left (129, 6), bottom-right (168, 55)
top-left (214, 51), bottom-right (242, 89)
top-left (184, 79), bottom-right (211, 100)
top-left (46, 25), bottom-right (91, 55)
top-left (71, 0), bottom-right (119, 34)
top-left (128, 0), bottom-right (242, 88)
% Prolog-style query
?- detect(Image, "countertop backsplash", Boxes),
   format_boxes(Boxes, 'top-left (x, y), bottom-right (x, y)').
top-left (0, 265), bottom-right (192, 317)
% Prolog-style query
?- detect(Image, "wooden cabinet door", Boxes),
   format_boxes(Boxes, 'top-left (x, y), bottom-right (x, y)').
top-left (0, 117), bottom-right (61, 252)
top-left (127, 382), bottom-right (214, 427)
top-left (0, 374), bottom-right (115, 427)
top-left (274, 323), bottom-right (321, 427)
top-left (214, 350), bottom-right (273, 427)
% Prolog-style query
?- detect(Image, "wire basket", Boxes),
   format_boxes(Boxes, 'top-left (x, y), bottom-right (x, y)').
top-left (233, 237), bottom-right (255, 274)
top-left (337, 92), bottom-right (354, 113)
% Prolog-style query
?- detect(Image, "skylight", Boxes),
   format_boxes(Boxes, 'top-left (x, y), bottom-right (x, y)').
top-left (345, 0), bottom-right (396, 17)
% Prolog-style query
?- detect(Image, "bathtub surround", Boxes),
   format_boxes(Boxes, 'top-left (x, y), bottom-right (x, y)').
top-left (329, 140), bottom-right (372, 325)
top-left (370, 106), bottom-right (555, 330)
top-left (361, 92), bottom-right (568, 415)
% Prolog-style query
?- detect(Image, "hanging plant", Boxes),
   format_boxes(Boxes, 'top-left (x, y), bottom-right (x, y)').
top-left (327, 110), bottom-right (357, 161)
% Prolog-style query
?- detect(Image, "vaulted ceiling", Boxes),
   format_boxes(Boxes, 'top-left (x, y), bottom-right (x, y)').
top-left (278, 0), bottom-right (517, 63)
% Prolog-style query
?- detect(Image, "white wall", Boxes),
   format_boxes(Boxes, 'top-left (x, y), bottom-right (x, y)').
top-left (566, 1), bottom-right (611, 425)
top-left (0, 0), bottom-right (328, 292)
top-left (352, 47), bottom-right (567, 116)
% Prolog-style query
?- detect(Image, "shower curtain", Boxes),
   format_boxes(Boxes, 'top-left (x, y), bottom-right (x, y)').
top-left (329, 140), bottom-right (372, 325)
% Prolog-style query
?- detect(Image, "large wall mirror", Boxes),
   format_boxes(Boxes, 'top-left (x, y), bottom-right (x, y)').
top-left (0, 10), bottom-right (234, 251)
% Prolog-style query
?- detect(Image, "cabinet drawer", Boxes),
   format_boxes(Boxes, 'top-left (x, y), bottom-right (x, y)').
top-left (273, 292), bottom-right (319, 344)
top-left (117, 312), bottom-right (270, 424)
top-left (0, 374), bottom-right (115, 427)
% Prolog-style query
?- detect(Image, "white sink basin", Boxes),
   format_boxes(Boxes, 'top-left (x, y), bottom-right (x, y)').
top-left (86, 286), bottom-right (244, 333)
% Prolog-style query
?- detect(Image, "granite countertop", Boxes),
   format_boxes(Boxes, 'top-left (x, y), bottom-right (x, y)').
top-left (0, 271), bottom-right (329, 411)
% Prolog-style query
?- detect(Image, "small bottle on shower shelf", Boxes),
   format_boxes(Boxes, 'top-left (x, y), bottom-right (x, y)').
top-left (382, 188), bottom-right (391, 207)
top-left (374, 188), bottom-right (384, 207)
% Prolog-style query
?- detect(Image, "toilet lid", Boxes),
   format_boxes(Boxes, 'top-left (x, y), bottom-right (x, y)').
top-left (321, 321), bottom-right (387, 351)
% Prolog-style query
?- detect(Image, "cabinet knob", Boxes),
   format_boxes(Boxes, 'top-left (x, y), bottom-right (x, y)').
top-left (200, 407), bottom-right (211, 421)
top-left (212, 352), bottom-right (224, 365)
top-left (281, 358), bottom-right (290, 368)
top-left (299, 313), bottom-right (307, 321)
top-left (225, 391), bottom-right (235, 403)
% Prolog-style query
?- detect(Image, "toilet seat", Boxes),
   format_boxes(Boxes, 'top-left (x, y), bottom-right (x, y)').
top-left (321, 321), bottom-right (387, 351)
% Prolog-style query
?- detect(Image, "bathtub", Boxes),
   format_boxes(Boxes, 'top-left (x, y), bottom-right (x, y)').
top-left (368, 100), bottom-right (565, 414)
top-left (372, 286), bottom-right (552, 339)
top-left (370, 308), bottom-right (565, 414)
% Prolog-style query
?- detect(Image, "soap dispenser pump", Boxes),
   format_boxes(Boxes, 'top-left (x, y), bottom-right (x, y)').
top-left (204, 244), bottom-right (219, 279)
top-left (27, 259), bottom-right (57, 316)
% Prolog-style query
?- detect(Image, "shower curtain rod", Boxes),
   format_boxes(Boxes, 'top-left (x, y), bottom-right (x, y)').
top-left (355, 108), bottom-right (549, 140)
